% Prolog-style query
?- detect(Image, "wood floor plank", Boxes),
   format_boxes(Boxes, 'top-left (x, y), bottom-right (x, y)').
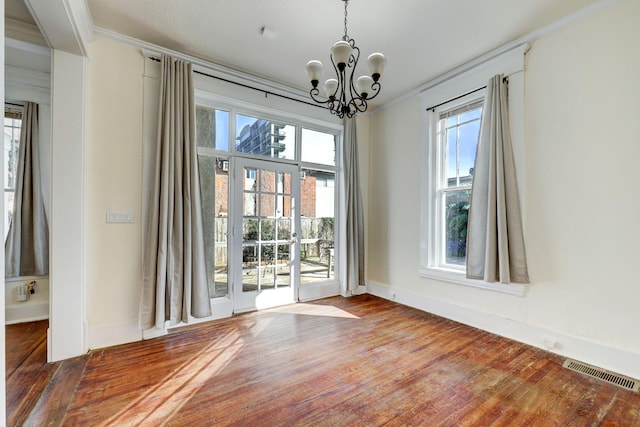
top-left (5, 320), bottom-right (49, 378)
top-left (5, 321), bottom-right (59, 427)
top-left (24, 355), bottom-right (90, 426)
top-left (7, 295), bottom-right (640, 426)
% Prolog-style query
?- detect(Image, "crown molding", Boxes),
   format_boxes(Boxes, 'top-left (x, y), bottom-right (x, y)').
top-left (94, 26), bottom-right (312, 107)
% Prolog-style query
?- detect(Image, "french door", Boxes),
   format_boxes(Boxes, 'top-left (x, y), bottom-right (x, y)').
top-left (232, 158), bottom-right (300, 312)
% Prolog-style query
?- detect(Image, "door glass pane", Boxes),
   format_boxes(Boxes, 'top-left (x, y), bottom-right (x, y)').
top-left (277, 266), bottom-right (291, 287)
top-left (243, 193), bottom-right (256, 216)
top-left (242, 242), bottom-right (258, 292)
top-left (277, 218), bottom-right (291, 240)
top-left (198, 155), bottom-right (229, 298)
top-left (236, 114), bottom-right (295, 160)
top-left (300, 169), bottom-right (336, 284)
top-left (242, 166), bottom-right (295, 294)
top-left (244, 167), bottom-right (257, 190)
top-left (259, 169), bottom-right (275, 193)
top-left (281, 195), bottom-right (291, 218)
top-left (260, 219), bottom-right (275, 241)
top-left (259, 194), bottom-right (275, 218)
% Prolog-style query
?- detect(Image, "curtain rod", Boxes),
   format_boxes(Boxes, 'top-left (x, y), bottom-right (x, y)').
top-left (425, 76), bottom-right (509, 112)
top-left (150, 57), bottom-right (328, 111)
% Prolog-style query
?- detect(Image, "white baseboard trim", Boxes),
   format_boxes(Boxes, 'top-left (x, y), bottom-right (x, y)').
top-left (6, 302), bottom-right (49, 325)
top-left (367, 281), bottom-right (640, 380)
top-left (88, 321), bottom-right (143, 350)
top-left (299, 282), bottom-right (340, 302)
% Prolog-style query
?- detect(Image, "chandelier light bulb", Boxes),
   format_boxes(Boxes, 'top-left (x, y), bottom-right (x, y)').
top-left (367, 53), bottom-right (387, 82)
top-left (324, 79), bottom-right (339, 98)
top-left (331, 41), bottom-right (353, 70)
top-left (306, 60), bottom-right (324, 87)
top-left (356, 76), bottom-right (374, 98)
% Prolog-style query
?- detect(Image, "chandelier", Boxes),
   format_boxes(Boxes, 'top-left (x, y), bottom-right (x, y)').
top-left (305, 0), bottom-right (386, 119)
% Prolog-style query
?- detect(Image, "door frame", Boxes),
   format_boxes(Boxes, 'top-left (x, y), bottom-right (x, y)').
top-left (231, 157), bottom-right (301, 313)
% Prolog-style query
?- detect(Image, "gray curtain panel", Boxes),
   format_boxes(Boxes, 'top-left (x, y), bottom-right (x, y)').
top-left (343, 118), bottom-right (365, 292)
top-left (140, 55), bottom-right (212, 330)
top-left (466, 75), bottom-right (529, 284)
top-left (5, 102), bottom-right (49, 277)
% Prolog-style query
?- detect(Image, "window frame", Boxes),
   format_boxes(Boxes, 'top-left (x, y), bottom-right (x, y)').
top-left (4, 112), bottom-right (22, 240)
top-left (418, 44), bottom-right (528, 296)
top-left (193, 91), bottom-right (343, 302)
top-left (433, 93), bottom-right (484, 272)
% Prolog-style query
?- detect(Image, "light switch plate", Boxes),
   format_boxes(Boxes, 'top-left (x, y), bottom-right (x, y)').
top-left (106, 210), bottom-right (134, 223)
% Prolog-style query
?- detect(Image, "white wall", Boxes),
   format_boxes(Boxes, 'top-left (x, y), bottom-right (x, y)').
top-left (85, 36), bottom-right (145, 348)
top-left (5, 277), bottom-right (49, 323)
top-left (367, 0), bottom-right (640, 378)
top-left (49, 49), bottom-right (87, 362)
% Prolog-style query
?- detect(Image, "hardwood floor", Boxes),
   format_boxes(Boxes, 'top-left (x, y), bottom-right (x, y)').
top-left (6, 295), bottom-right (640, 426)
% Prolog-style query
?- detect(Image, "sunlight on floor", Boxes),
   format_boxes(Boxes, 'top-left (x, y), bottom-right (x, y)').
top-left (269, 303), bottom-right (360, 319)
top-left (100, 331), bottom-right (244, 426)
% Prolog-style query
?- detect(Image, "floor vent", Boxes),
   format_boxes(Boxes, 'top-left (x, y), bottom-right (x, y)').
top-left (563, 359), bottom-right (639, 392)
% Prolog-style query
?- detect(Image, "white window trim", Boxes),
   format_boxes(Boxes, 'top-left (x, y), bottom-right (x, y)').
top-left (418, 43), bottom-right (529, 297)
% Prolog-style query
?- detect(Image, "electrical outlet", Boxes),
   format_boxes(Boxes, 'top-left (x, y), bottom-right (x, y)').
top-left (17, 285), bottom-right (29, 302)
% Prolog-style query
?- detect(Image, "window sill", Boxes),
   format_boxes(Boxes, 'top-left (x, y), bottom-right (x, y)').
top-left (419, 266), bottom-right (527, 297)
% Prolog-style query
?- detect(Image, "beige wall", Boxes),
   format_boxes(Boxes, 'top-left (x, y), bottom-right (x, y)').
top-left (86, 37), bottom-right (144, 334)
top-left (523, 0), bottom-right (640, 345)
top-left (367, 0), bottom-right (640, 375)
top-left (84, 36), bottom-right (345, 345)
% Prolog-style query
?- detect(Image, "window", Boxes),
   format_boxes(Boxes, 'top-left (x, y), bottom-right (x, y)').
top-left (235, 114), bottom-right (295, 160)
top-left (4, 113), bottom-right (21, 240)
top-left (194, 101), bottom-right (341, 297)
top-left (301, 128), bottom-right (336, 166)
top-left (439, 99), bottom-right (482, 268)
top-left (196, 106), bottom-right (229, 151)
top-left (418, 44), bottom-right (526, 295)
top-left (195, 106), bottom-right (231, 298)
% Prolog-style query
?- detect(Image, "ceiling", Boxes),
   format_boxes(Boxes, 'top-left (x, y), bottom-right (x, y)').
top-left (9, 0), bottom-right (606, 108)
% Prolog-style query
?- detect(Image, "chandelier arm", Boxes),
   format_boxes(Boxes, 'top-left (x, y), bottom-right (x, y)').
top-left (362, 81), bottom-right (382, 101)
top-left (329, 53), bottom-right (341, 100)
top-left (341, 66), bottom-right (352, 116)
top-left (349, 96), bottom-right (367, 113)
top-left (348, 42), bottom-right (361, 100)
top-left (309, 87), bottom-right (328, 105)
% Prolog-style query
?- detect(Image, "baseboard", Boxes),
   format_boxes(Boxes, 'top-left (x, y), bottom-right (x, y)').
top-left (367, 281), bottom-right (640, 380)
top-left (88, 321), bottom-right (143, 350)
top-left (6, 302), bottom-right (49, 325)
top-left (299, 282), bottom-right (340, 302)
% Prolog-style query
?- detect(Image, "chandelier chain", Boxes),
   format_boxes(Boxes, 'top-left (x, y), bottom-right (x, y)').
top-left (343, 0), bottom-right (349, 40)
